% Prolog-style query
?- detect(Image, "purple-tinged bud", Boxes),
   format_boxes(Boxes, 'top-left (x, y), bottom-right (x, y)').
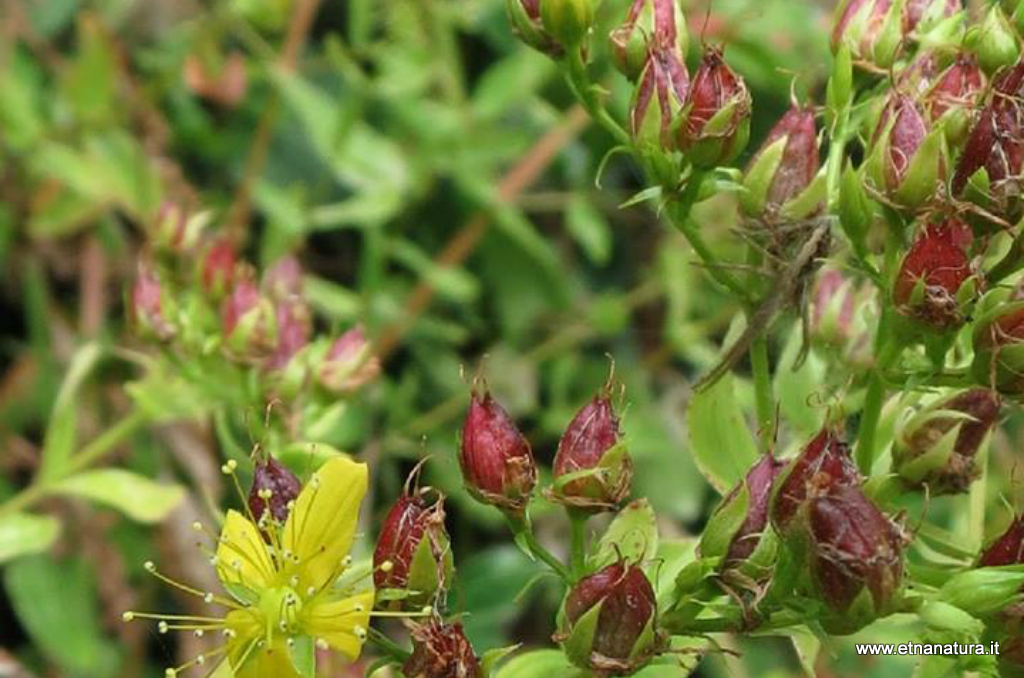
top-left (609, 0), bottom-right (688, 81)
top-left (893, 389), bottom-right (1001, 495)
top-left (741, 105), bottom-right (821, 220)
top-left (551, 391), bottom-right (632, 512)
top-left (263, 255), bottom-right (304, 301)
top-left (506, 0), bottom-right (561, 56)
top-left (201, 238), bottom-right (237, 299)
top-left (558, 561), bottom-right (660, 674)
top-left (265, 301), bottom-right (311, 372)
top-left (892, 217), bottom-right (979, 330)
top-left (904, 0), bottom-right (961, 34)
top-left (630, 46), bottom-right (690, 153)
top-left (807, 267), bottom-right (876, 368)
top-left (153, 202), bottom-right (192, 252)
top-left (247, 456), bottom-right (302, 525)
top-left (374, 486), bottom-right (453, 609)
top-left (831, 0), bottom-right (902, 69)
top-left (676, 46), bottom-right (751, 168)
top-left (316, 325), bottom-right (381, 394)
top-left (221, 275), bottom-right (278, 360)
top-left (865, 94), bottom-right (948, 213)
top-left (925, 54), bottom-right (984, 144)
top-left (403, 619), bottom-right (482, 678)
top-left (953, 61), bottom-right (1024, 228)
top-left (458, 391), bottom-right (537, 514)
top-left (701, 453), bottom-right (785, 590)
top-left (971, 286), bottom-right (1024, 396)
top-left (808, 485), bottom-right (904, 634)
top-left (130, 263), bottom-right (176, 341)
top-left (771, 427), bottom-right (861, 537)
top-left (979, 516), bottom-right (1024, 567)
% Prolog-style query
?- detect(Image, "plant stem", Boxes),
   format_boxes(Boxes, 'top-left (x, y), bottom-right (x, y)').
top-left (750, 335), bottom-right (775, 452)
top-left (0, 409), bottom-right (148, 519)
top-left (368, 626), bottom-right (411, 662)
top-left (508, 513), bottom-right (573, 581)
top-left (564, 49), bottom-right (631, 146)
top-left (569, 510), bottom-right (587, 580)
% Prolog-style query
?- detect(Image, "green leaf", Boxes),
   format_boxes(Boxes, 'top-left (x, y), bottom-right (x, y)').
top-left (687, 372), bottom-right (758, 494)
top-left (774, 326), bottom-right (826, 438)
top-left (0, 512), bottom-right (60, 563)
top-left (4, 555), bottom-right (120, 677)
top-left (288, 635), bottom-right (316, 678)
top-left (40, 342), bottom-right (103, 481)
top-left (493, 649), bottom-right (580, 678)
top-left (480, 644), bottom-right (521, 677)
top-left (588, 498), bottom-right (658, 570)
top-left (565, 196), bottom-right (611, 265)
top-left (54, 469), bottom-right (185, 523)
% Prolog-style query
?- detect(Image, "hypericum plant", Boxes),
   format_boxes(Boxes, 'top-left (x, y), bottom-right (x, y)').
top-left (105, 0), bottom-right (1024, 676)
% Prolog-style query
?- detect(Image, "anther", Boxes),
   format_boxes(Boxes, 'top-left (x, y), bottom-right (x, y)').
top-left (379, 560), bottom-right (393, 573)
top-left (158, 621), bottom-right (169, 634)
top-left (354, 625), bottom-right (367, 640)
top-left (204, 593), bottom-right (214, 604)
top-left (122, 612), bottom-right (135, 622)
top-left (316, 638), bottom-right (329, 650)
top-left (194, 629), bottom-right (205, 638)
top-left (144, 561), bottom-right (156, 572)
top-left (165, 669), bottom-right (176, 678)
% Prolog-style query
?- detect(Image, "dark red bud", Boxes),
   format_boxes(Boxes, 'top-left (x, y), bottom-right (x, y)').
top-left (459, 391), bottom-right (537, 513)
top-left (248, 457), bottom-right (302, 524)
top-left (953, 60), bottom-right (1024, 205)
top-left (563, 561), bottom-right (658, 668)
top-left (808, 485), bottom-right (903, 617)
top-left (927, 54), bottom-right (984, 122)
top-left (677, 46), bottom-right (751, 165)
top-left (884, 96), bottom-right (928, 190)
top-left (373, 491), bottom-right (449, 592)
top-left (725, 453), bottom-right (786, 565)
top-left (552, 393), bottom-right (632, 511)
top-left (630, 48), bottom-right (690, 151)
top-left (403, 619), bottom-right (482, 678)
top-left (750, 106), bottom-right (820, 214)
top-left (892, 217), bottom-right (976, 329)
top-left (201, 238), bottom-right (236, 298)
top-left (772, 427), bottom-right (861, 535)
top-left (979, 516), bottom-right (1024, 567)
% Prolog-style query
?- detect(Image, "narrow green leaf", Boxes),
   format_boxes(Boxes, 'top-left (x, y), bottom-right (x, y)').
top-left (0, 512), bottom-right (60, 563)
top-left (55, 469), bottom-right (185, 524)
top-left (687, 372), bottom-right (758, 494)
top-left (40, 342), bottom-right (103, 481)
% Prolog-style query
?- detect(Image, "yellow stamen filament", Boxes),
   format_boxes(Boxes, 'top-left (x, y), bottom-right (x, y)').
top-left (143, 563), bottom-right (240, 610)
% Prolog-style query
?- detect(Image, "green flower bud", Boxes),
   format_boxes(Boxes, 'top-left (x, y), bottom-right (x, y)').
top-left (892, 388), bottom-right (1001, 495)
top-left (920, 601), bottom-right (986, 644)
top-left (831, 0), bottom-right (909, 70)
top-left (540, 0), bottom-right (594, 49)
top-left (507, 0), bottom-right (561, 56)
top-left (939, 567), bottom-right (1024, 618)
top-left (967, 6), bottom-right (1020, 75)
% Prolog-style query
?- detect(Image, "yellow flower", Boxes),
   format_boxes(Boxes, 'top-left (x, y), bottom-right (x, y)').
top-left (125, 457), bottom-right (374, 678)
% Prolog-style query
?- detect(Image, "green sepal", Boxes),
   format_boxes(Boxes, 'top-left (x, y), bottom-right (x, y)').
top-left (560, 598), bottom-right (603, 668)
top-left (820, 583), bottom-right (881, 635)
top-left (405, 532), bottom-right (450, 606)
top-left (740, 137), bottom-right (787, 217)
top-left (968, 5), bottom-right (1020, 74)
top-left (481, 644), bottom-right (522, 677)
top-left (781, 168), bottom-right (827, 220)
top-left (938, 566), bottom-right (1024, 617)
top-left (507, 0), bottom-right (557, 54)
top-left (288, 635), bottom-right (316, 678)
top-left (540, 0), bottom-right (593, 48)
top-left (826, 43), bottom-right (853, 127)
top-left (699, 483), bottom-right (750, 560)
top-left (894, 420), bottom-right (961, 483)
top-left (839, 161), bottom-right (872, 253)
top-left (920, 601), bottom-right (985, 644)
top-left (871, 0), bottom-right (907, 68)
top-left (894, 126), bottom-right (948, 212)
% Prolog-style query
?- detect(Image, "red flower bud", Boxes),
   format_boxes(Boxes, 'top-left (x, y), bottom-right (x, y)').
top-left (979, 516), bottom-right (1024, 567)
top-left (832, 0), bottom-right (958, 68)
top-left (317, 326), bottom-right (381, 393)
top-left (403, 618), bottom-right (482, 678)
top-left (551, 392), bottom-right (632, 512)
top-left (630, 47), bottom-right (690, 152)
top-left (724, 453), bottom-right (786, 566)
top-left (867, 94), bottom-right (947, 212)
top-left (892, 217), bottom-right (977, 330)
top-left (201, 238), bottom-right (236, 299)
top-left (373, 487), bottom-right (453, 609)
top-left (742, 105), bottom-right (820, 219)
top-left (953, 60), bottom-right (1024, 225)
top-left (221, 276), bottom-right (278, 360)
top-left (676, 46), bottom-right (751, 168)
top-left (458, 391), bottom-right (537, 514)
top-left (893, 388), bottom-right (1001, 495)
top-left (808, 485), bottom-right (904, 633)
top-left (926, 54), bottom-right (984, 123)
top-left (559, 561), bottom-right (660, 673)
top-left (610, 0), bottom-right (689, 81)
top-left (263, 256), bottom-right (304, 300)
top-left (265, 301), bottom-right (312, 372)
top-left (771, 427), bottom-right (861, 536)
top-left (247, 456), bottom-right (302, 525)
top-left (131, 263), bottom-right (176, 341)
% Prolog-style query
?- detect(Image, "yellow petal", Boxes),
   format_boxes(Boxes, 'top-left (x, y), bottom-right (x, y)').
top-left (282, 457), bottom-right (367, 591)
top-left (234, 639), bottom-right (300, 678)
top-left (216, 510), bottom-right (275, 592)
top-left (306, 590), bottom-right (374, 661)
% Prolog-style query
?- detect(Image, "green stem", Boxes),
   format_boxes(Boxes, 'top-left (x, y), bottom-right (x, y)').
top-left (569, 510), bottom-right (587, 580)
top-left (0, 409), bottom-right (148, 518)
top-left (750, 335), bottom-right (775, 452)
top-left (368, 626), bottom-right (411, 662)
top-left (508, 513), bottom-right (573, 581)
top-left (565, 49), bottom-right (631, 146)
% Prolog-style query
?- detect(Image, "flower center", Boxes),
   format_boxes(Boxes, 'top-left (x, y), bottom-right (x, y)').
top-left (259, 585), bottom-right (304, 636)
